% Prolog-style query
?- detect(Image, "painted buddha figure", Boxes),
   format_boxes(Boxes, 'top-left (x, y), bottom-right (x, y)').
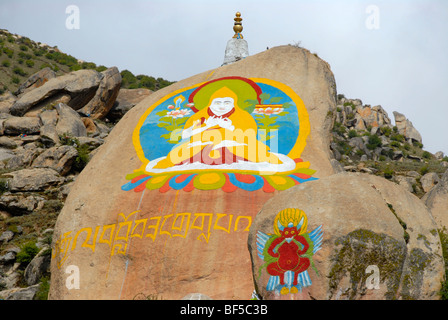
top-left (149, 86), bottom-right (294, 173)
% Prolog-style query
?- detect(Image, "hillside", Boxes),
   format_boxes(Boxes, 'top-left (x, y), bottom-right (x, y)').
top-left (0, 29), bottom-right (174, 95)
top-left (330, 94), bottom-right (448, 198)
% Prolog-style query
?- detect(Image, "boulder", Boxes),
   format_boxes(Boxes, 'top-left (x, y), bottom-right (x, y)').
top-left (24, 249), bottom-right (51, 286)
top-left (0, 192), bottom-right (45, 215)
top-left (0, 284), bottom-right (40, 300)
top-left (55, 103), bottom-right (87, 137)
top-left (422, 170), bottom-right (448, 230)
top-left (0, 230), bottom-right (14, 243)
top-left (39, 124), bottom-right (60, 147)
top-left (355, 105), bottom-right (391, 129)
top-left (10, 69), bottom-right (102, 116)
top-left (0, 136), bottom-right (17, 149)
top-left (434, 151), bottom-right (444, 160)
top-left (5, 144), bottom-right (42, 171)
top-left (5, 168), bottom-right (64, 192)
top-left (248, 173), bottom-right (444, 300)
top-left (395, 175), bottom-right (416, 193)
top-left (0, 148), bottom-right (15, 162)
top-left (31, 145), bottom-right (78, 176)
top-left (49, 45), bottom-right (339, 300)
top-left (420, 172), bottom-right (440, 193)
top-left (15, 67), bottom-right (57, 97)
top-left (106, 88), bottom-right (153, 121)
top-left (78, 67), bottom-right (122, 119)
top-left (0, 91), bottom-right (17, 114)
top-left (3, 116), bottom-right (41, 135)
top-left (393, 111), bottom-right (422, 143)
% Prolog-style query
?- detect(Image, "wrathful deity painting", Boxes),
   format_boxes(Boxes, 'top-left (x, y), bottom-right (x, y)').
top-left (122, 76), bottom-right (318, 193)
top-left (256, 208), bottom-right (323, 295)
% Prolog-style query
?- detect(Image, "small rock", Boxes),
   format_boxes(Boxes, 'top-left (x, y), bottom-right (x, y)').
top-left (434, 151), bottom-right (444, 160)
top-left (0, 192), bottom-right (46, 215)
top-left (55, 103), bottom-right (87, 137)
top-left (0, 148), bottom-right (15, 161)
top-left (0, 136), bottom-right (17, 149)
top-left (0, 252), bottom-right (16, 264)
top-left (3, 116), bottom-right (41, 135)
top-left (0, 230), bottom-right (14, 242)
top-left (1, 284), bottom-right (40, 300)
top-left (5, 168), bottom-right (64, 192)
top-left (32, 145), bottom-right (78, 176)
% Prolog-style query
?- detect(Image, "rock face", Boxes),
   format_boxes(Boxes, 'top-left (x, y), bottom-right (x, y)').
top-left (10, 69), bottom-right (102, 117)
top-left (5, 168), bottom-right (64, 192)
top-left (78, 67), bottom-right (122, 119)
top-left (15, 67), bottom-right (56, 97)
top-left (393, 111), bottom-right (422, 144)
top-left (423, 170), bottom-right (448, 230)
top-left (49, 45), bottom-right (339, 300)
top-left (55, 103), bottom-right (87, 137)
top-left (248, 173), bottom-right (444, 300)
top-left (106, 88), bottom-right (153, 121)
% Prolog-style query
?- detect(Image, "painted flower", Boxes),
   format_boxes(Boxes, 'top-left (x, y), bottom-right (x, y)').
top-left (253, 107), bottom-right (284, 115)
top-left (167, 105), bottom-right (175, 109)
top-left (186, 103), bottom-right (195, 108)
top-left (167, 108), bottom-right (191, 118)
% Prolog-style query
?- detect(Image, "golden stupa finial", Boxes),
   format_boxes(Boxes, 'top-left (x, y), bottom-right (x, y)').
top-left (232, 12), bottom-right (243, 39)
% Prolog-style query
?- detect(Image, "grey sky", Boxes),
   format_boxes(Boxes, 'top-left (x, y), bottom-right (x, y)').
top-left (1, 0), bottom-right (447, 155)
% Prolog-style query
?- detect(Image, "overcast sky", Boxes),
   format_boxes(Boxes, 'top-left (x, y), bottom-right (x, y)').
top-left (1, 0), bottom-right (447, 155)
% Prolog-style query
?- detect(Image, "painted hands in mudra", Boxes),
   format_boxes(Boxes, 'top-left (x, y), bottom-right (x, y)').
top-left (149, 87), bottom-right (293, 172)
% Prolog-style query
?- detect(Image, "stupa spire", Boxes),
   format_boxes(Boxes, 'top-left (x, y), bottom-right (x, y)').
top-left (233, 12), bottom-right (243, 39)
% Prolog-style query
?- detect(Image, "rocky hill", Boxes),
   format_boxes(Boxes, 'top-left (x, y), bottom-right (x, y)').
top-left (0, 40), bottom-right (446, 300)
top-left (0, 29), bottom-right (173, 96)
top-left (330, 95), bottom-right (448, 198)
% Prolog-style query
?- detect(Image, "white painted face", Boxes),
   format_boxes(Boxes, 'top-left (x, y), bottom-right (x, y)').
top-left (209, 97), bottom-right (235, 116)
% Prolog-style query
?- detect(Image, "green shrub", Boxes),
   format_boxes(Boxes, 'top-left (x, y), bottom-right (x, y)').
top-left (422, 151), bottom-right (431, 159)
top-left (25, 59), bottom-right (34, 68)
top-left (366, 134), bottom-right (382, 150)
top-left (380, 126), bottom-right (392, 137)
top-left (16, 241), bottom-right (39, 265)
top-left (11, 76), bottom-right (20, 84)
top-left (2, 47), bottom-right (13, 58)
top-left (73, 144), bottom-right (90, 171)
top-left (1, 59), bottom-right (10, 67)
top-left (18, 51), bottom-right (32, 59)
top-left (35, 276), bottom-right (50, 300)
top-left (19, 44), bottom-right (28, 51)
top-left (391, 133), bottom-right (405, 142)
top-left (383, 167), bottom-right (394, 179)
top-left (333, 122), bottom-right (346, 136)
top-left (420, 165), bottom-right (429, 176)
top-left (0, 178), bottom-right (9, 194)
top-left (390, 141), bottom-right (401, 148)
top-left (12, 66), bottom-right (27, 76)
top-left (443, 156), bottom-right (448, 162)
top-left (95, 65), bottom-right (108, 72)
top-left (348, 129), bottom-right (358, 138)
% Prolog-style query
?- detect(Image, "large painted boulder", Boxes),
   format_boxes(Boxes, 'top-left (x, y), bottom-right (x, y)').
top-left (49, 45), bottom-right (338, 300)
top-left (248, 173), bottom-right (444, 300)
